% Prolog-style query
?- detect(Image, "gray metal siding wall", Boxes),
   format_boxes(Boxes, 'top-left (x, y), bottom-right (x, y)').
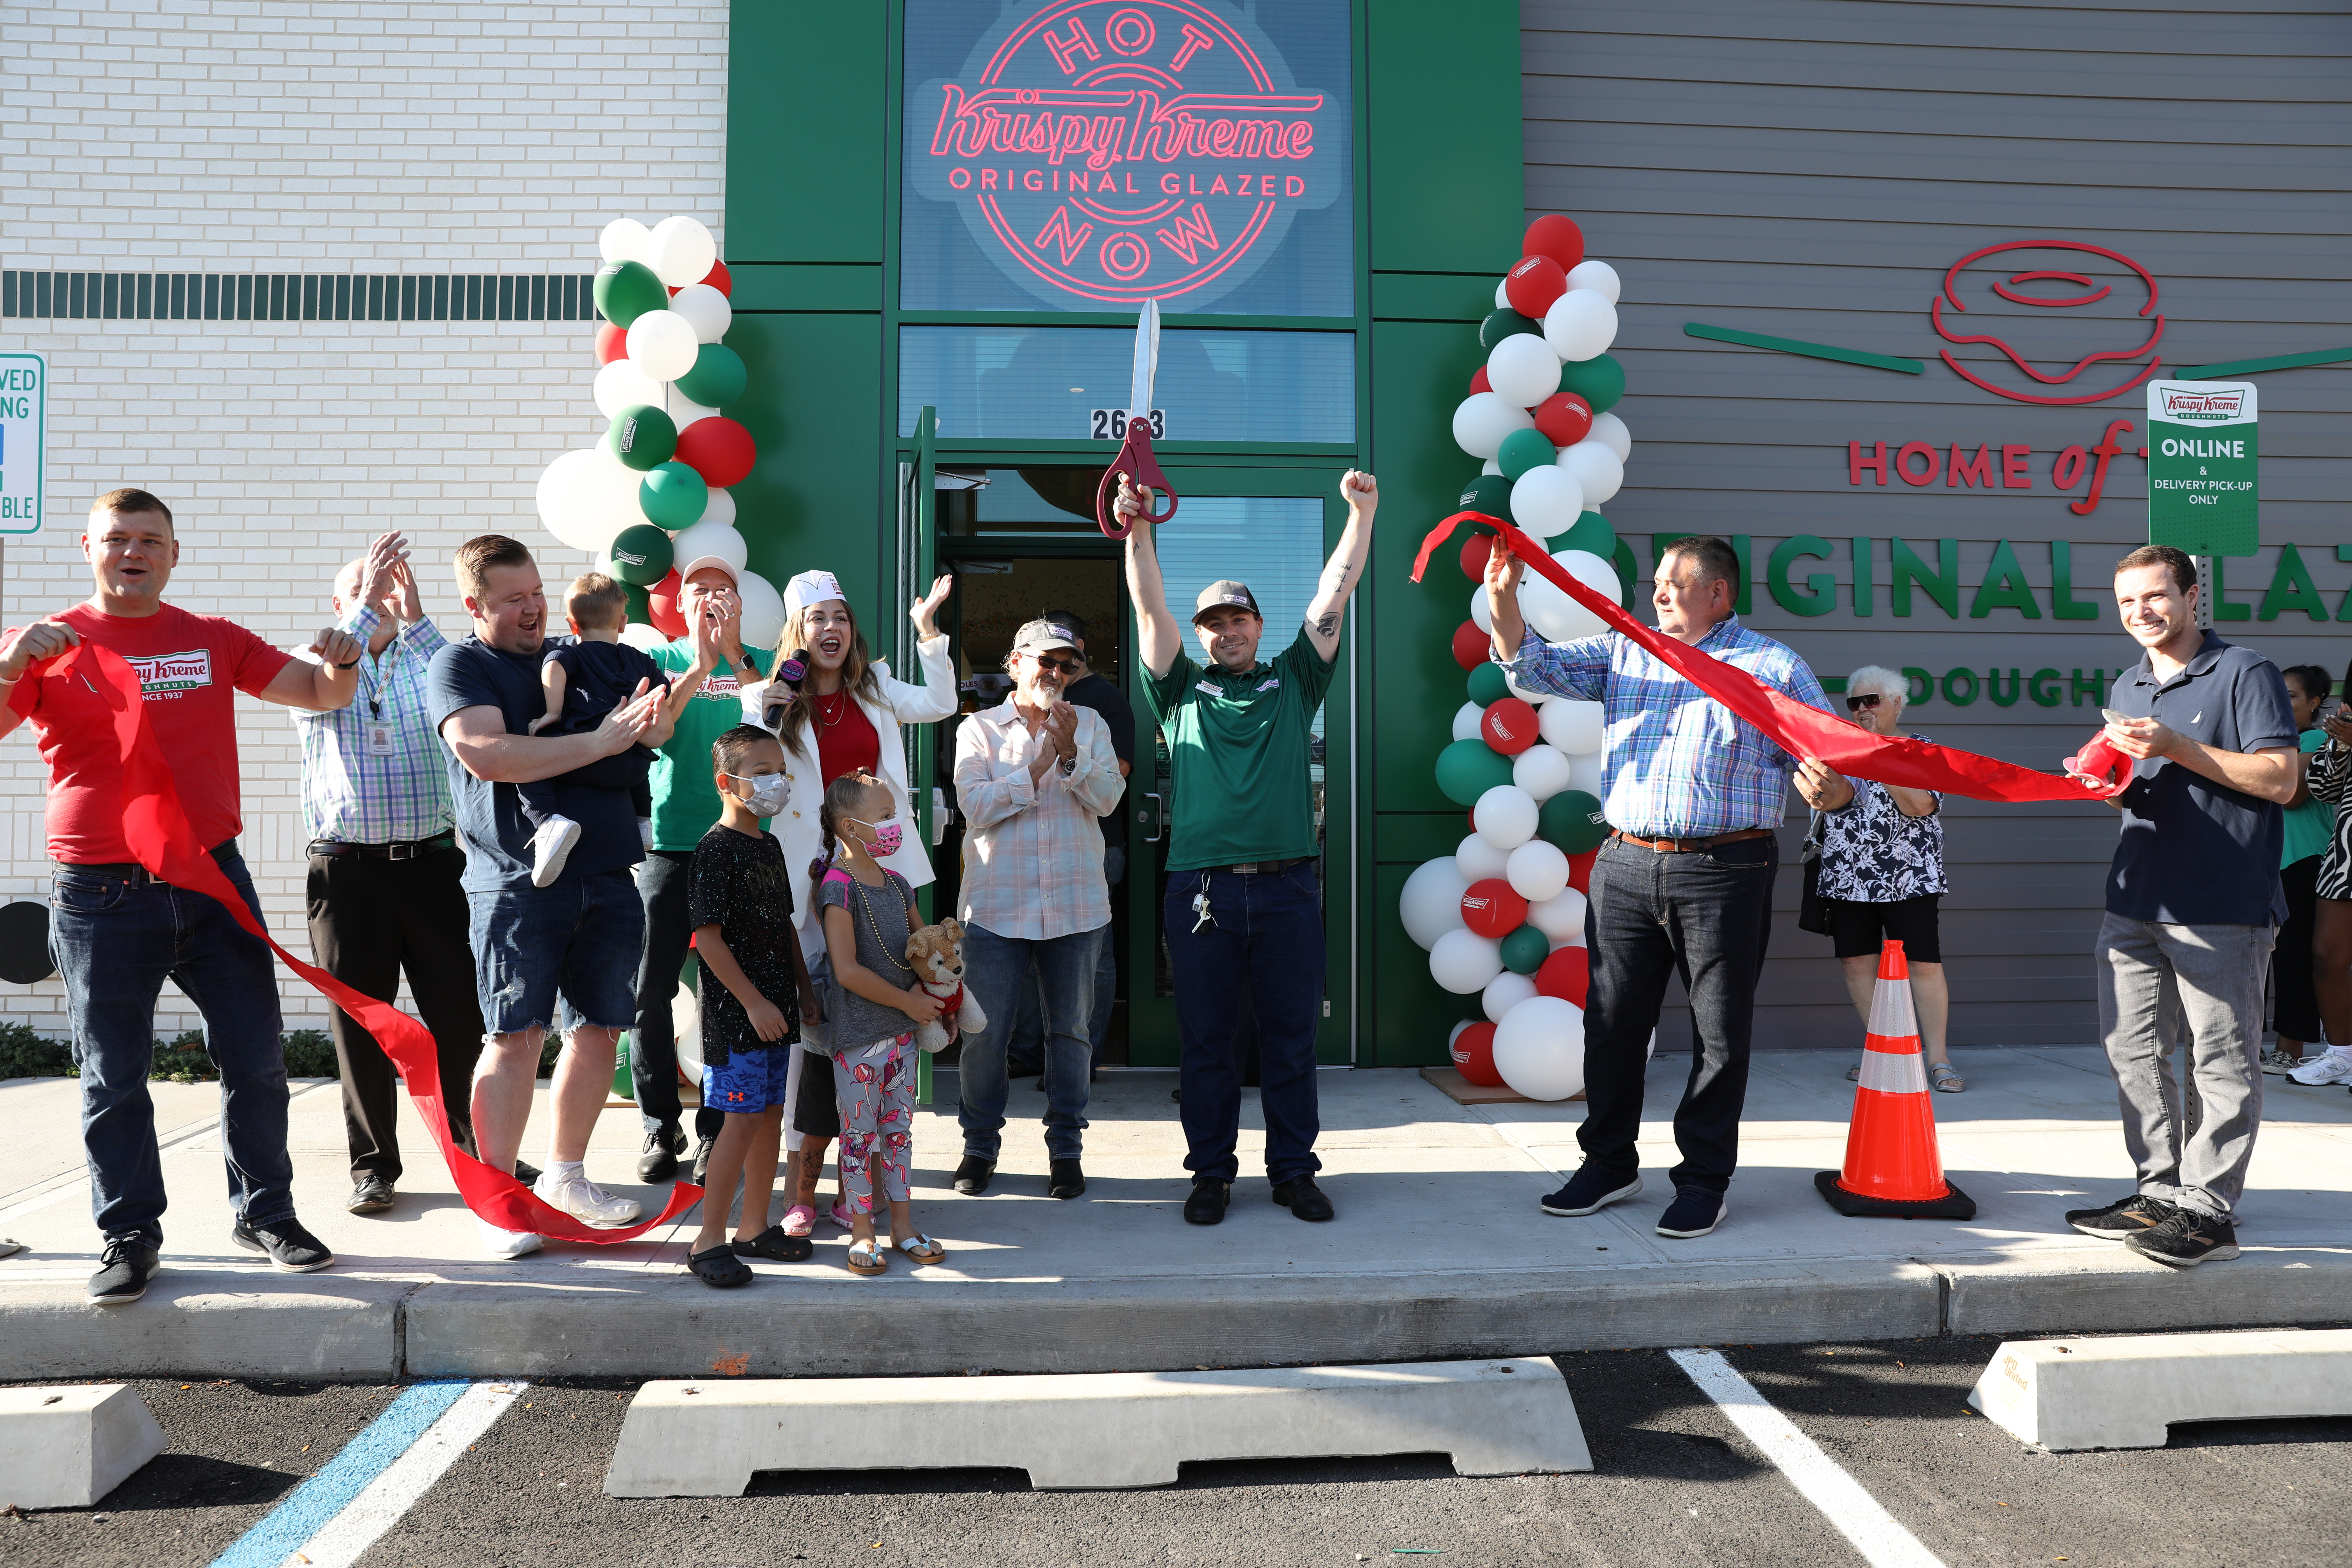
top-left (1522, 0), bottom-right (2352, 1049)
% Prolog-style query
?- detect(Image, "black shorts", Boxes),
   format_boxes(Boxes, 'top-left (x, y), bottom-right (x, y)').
top-left (792, 1045), bottom-right (841, 1140)
top-left (1826, 893), bottom-right (1941, 964)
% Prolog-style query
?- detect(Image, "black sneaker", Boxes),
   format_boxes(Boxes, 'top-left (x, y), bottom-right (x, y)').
top-left (638, 1123), bottom-right (685, 1182)
top-left (1048, 1158), bottom-right (1086, 1200)
top-left (1540, 1167), bottom-right (1642, 1217)
top-left (1656, 1187), bottom-right (1727, 1239)
top-left (1182, 1178), bottom-right (1230, 1225)
top-left (346, 1175), bottom-right (395, 1215)
top-left (952, 1155), bottom-right (996, 1196)
top-left (231, 1218), bottom-right (335, 1273)
top-left (2126, 1208), bottom-right (2240, 1267)
top-left (1270, 1175), bottom-right (1334, 1221)
top-left (87, 1238), bottom-right (160, 1304)
top-left (2065, 1193), bottom-right (2173, 1240)
top-left (689, 1134), bottom-right (716, 1188)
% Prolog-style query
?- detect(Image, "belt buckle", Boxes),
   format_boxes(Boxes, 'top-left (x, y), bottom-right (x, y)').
top-left (1231, 861), bottom-right (1259, 874)
top-left (386, 841), bottom-right (418, 861)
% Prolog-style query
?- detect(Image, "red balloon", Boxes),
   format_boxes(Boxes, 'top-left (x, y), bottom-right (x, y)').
top-left (1451, 619), bottom-right (1489, 671)
top-left (1461, 878), bottom-right (1529, 939)
top-left (1481, 697), bottom-right (1539, 755)
top-left (1567, 848), bottom-right (1599, 894)
top-left (699, 258), bottom-right (733, 297)
top-left (1535, 945), bottom-right (1590, 1007)
top-left (1452, 1021), bottom-right (1503, 1087)
top-left (1531, 391), bottom-right (1594, 448)
top-left (1459, 532), bottom-right (1496, 582)
top-left (1523, 214), bottom-right (1586, 272)
top-left (645, 568), bottom-right (687, 639)
top-left (595, 322), bottom-right (628, 365)
top-left (1503, 254), bottom-right (1568, 318)
top-left (1468, 364), bottom-right (1492, 395)
top-left (674, 416), bottom-right (756, 488)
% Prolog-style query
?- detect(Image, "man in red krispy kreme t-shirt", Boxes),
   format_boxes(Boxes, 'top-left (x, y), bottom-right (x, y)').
top-left (0, 489), bottom-right (368, 1305)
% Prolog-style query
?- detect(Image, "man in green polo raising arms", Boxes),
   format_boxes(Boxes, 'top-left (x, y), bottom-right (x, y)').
top-left (1118, 469), bottom-right (1378, 1226)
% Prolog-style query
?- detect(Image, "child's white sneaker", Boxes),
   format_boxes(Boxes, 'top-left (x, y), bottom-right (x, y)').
top-left (529, 815), bottom-right (581, 887)
top-left (477, 1217), bottom-right (543, 1259)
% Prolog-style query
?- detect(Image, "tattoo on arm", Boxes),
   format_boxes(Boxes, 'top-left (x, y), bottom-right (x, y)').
top-left (1316, 612), bottom-right (1339, 637)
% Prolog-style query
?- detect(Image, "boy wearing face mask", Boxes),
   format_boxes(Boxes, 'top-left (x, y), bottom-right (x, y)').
top-left (682, 725), bottom-right (823, 1287)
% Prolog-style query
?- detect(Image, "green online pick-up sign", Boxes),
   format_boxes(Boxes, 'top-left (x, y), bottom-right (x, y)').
top-left (2147, 379), bottom-right (2258, 556)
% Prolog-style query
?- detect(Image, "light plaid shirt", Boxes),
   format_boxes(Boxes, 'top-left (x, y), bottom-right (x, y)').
top-left (953, 699), bottom-right (1125, 940)
top-left (290, 605), bottom-right (455, 844)
top-left (1500, 614), bottom-right (1830, 839)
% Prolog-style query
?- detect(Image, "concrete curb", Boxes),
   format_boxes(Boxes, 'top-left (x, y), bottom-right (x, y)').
top-left (1934, 1243), bottom-right (2352, 1336)
top-left (0, 1274), bottom-right (411, 1380)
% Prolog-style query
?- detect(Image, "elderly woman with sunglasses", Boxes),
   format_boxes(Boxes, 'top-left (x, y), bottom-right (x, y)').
top-left (1793, 664), bottom-right (1963, 1092)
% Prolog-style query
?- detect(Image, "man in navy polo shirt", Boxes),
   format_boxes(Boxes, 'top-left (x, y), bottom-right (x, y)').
top-left (2064, 544), bottom-right (2298, 1268)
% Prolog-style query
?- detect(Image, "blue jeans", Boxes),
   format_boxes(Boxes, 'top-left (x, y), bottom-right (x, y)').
top-left (466, 869), bottom-right (644, 1036)
top-left (957, 920), bottom-right (1103, 1162)
top-left (1008, 847), bottom-right (1125, 1074)
top-left (1164, 861), bottom-right (1324, 1184)
top-left (50, 844), bottom-right (291, 1248)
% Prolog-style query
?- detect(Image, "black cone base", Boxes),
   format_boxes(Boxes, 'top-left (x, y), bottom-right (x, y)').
top-left (1813, 1169), bottom-right (1976, 1220)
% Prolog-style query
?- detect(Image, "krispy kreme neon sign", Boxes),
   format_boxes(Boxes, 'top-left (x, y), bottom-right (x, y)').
top-left (911, 0), bottom-right (1343, 308)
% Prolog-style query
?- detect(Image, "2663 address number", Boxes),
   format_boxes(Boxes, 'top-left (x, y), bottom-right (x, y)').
top-left (1089, 409), bottom-right (1165, 441)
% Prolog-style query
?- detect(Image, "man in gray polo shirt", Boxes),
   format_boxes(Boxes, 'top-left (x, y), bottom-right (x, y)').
top-left (2064, 545), bottom-right (2298, 1267)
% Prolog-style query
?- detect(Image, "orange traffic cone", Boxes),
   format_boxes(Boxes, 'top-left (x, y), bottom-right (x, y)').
top-left (1814, 939), bottom-right (1976, 1219)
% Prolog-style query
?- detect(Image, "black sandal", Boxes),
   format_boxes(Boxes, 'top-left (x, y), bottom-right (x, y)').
top-left (688, 1243), bottom-right (754, 1288)
top-left (731, 1225), bottom-right (814, 1263)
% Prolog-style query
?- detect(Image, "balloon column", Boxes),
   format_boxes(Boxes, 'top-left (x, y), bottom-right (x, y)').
top-left (1402, 214), bottom-right (1640, 1102)
top-left (536, 216), bottom-right (786, 652)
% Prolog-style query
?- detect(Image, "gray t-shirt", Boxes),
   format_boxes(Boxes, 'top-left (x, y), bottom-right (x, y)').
top-left (816, 866), bottom-right (918, 1052)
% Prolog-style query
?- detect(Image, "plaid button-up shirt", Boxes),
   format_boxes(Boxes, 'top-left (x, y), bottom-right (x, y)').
top-left (1500, 615), bottom-right (1830, 839)
top-left (290, 605), bottom-right (455, 845)
top-left (953, 698), bottom-right (1126, 940)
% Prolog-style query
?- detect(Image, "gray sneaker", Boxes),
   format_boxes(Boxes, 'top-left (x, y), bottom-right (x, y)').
top-left (2259, 1047), bottom-right (2306, 1076)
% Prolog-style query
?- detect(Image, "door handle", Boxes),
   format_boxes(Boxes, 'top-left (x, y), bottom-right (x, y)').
top-left (1141, 791), bottom-right (1165, 843)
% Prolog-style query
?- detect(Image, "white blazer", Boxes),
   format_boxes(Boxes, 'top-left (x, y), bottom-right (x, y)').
top-left (740, 631), bottom-right (959, 962)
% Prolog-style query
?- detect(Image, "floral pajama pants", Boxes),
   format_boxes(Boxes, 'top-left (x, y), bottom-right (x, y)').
top-left (832, 1033), bottom-right (916, 1214)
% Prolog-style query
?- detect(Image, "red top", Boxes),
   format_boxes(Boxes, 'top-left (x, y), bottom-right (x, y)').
top-left (810, 687), bottom-right (881, 784)
top-left (13, 602), bottom-right (291, 863)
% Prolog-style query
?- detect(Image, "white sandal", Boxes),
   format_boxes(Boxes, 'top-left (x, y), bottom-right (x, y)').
top-left (846, 1239), bottom-right (887, 1276)
top-left (894, 1233), bottom-right (946, 1266)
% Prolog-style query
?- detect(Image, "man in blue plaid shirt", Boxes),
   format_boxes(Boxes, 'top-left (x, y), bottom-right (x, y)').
top-left (1485, 533), bottom-right (1830, 1242)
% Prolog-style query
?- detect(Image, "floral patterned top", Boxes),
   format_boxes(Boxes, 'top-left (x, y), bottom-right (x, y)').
top-left (1817, 732), bottom-right (1947, 902)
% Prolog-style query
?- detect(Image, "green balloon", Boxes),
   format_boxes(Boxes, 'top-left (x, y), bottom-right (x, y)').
top-left (621, 580), bottom-right (652, 626)
top-left (1556, 353), bottom-right (1626, 414)
top-left (1558, 510), bottom-right (1617, 561)
top-left (675, 342), bottom-right (747, 409)
top-left (1538, 789), bottom-right (1610, 854)
top-left (604, 404), bottom-right (678, 471)
top-left (1458, 473), bottom-right (1513, 526)
top-left (1496, 427), bottom-right (1558, 481)
top-left (606, 523), bottom-right (675, 586)
top-left (1435, 738), bottom-right (1515, 807)
top-left (1478, 309), bottom-right (1540, 350)
top-left (1500, 925), bottom-right (1550, 975)
top-left (637, 461), bottom-right (708, 530)
top-left (594, 259), bottom-right (668, 329)
top-left (1466, 662), bottom-right (1510, 707)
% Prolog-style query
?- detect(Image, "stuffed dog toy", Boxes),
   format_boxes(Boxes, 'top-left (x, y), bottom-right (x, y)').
top-left (906, 917), bottom-right (987, 1054)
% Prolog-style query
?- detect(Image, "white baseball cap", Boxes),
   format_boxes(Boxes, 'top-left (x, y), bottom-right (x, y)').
top-left (783, 568), bottom-right (846, 618)
top-left (676, 555), bottom-right (740, 589)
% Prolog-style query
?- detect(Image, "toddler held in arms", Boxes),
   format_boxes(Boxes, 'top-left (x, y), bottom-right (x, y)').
top-left (519, 571), bottom-right (667, 884)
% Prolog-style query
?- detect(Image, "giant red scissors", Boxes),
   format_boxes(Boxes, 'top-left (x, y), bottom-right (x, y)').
top-left (1095, 298), bottom-right (1180, 539)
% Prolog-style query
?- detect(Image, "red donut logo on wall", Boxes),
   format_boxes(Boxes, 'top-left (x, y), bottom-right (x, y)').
top-left (1931, 240), bottom-right (2166, 406)
top-left (912, 0), bottom-right (1341, 309)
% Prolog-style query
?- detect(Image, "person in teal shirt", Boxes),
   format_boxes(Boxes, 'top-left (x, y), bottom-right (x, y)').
top-left (2268, 664), bottom-right (2336, 1073)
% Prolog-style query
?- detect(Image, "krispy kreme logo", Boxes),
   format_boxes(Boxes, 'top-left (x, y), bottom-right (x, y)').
top-left (912, 0), bottom-right (1341, 308)
top-left (125, 649), bottom-right (212, 695)
top-left (2159, 387), bottom-right (2244, 421)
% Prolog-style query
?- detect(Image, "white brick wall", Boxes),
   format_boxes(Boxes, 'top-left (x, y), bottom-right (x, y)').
top-left (2, 3), bottom-right (728, 1037)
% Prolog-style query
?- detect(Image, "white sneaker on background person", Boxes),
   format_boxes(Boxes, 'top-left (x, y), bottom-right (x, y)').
top-left (477, 1217), bottom-right (544, 1259)
top-left (2286, 1048), bottom-right (2352, 1087)
top-left (534, 1165), bottom-right (643, 1227)
top-left (528, 815), bottom-right (581, 887)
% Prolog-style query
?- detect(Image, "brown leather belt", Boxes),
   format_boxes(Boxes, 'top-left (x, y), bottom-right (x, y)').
top-left (1612, 827), bottom-right (1774, 854)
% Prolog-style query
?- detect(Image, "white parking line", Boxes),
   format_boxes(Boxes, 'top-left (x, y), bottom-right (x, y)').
top-left (1669, 1348), bottom-right (1946, 1568)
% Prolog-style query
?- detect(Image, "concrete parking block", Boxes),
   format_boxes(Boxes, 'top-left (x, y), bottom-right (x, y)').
top-left (0, 1274), bottom-right (412, 1380)
top-left (605, 1357), bottom-right (1590, 1494)
top-left (0, 1384), bottom-right (167, 1509)
top-left (1968, 1328), bottom-right (2352, 1450)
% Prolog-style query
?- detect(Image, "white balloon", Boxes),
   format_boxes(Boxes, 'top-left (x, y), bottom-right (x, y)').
top-left (1455, 832), bottom-right (1510, 885)
top-left (1475, 784), bottom-right (1539, 850)
top-left (1481, 457), bottom-right (1503, 477)
top-left (593, 357), bottom-right (665, 419)
top-left (1493, 996), bottom-right (1586, 1100)
top-left (1526, 886), bottom-right (1588, 943)
top-left (1430, 929), bottom-right (1505, 994)
top-left (1543, 288), bottom-right (1618, 363)
top-left (1567, 750), bottom-right (1605, 799)
top-left (670, 395), bottom-right (719, 432)
top-left (599, 217), bottom-right (651, 264)
top-left (1485, 332), bottom-right (1562, 408)
top-left (1469, 584), bottom-right (1492, 635)
top-left (1559, 440), bottom-right (1625, 507)
top-left (1539, 696), bottom-right (1605, 755)
top-left (1494, 275), bottom-right (1512, 310)
top-left (1451, 392), bottom-right (1534, 460)
top-left (1564, 258), bottom-right (1620, 304)
top-left (1400, 858), bottom-right (1472, 950)
top-left (735, 569), bottom-right (787, 649)
top-left (1451, 701), bottom-right (1485, 743)
top-left (698, 488), bottom-right (736, 527)
top-left (669, 518), bottom-right (749, 574)
top-left (1508, 465), bottom-right (1585, 541)
top-left (1506, 839), bottom-right (1572, 904)
top-left (1518, 549), bottom-right (1621, 643)
top-left (619, 622), bottom-right (671, 652)
top-left (647, 215), bottom-right (718, 289)
top-left (668, 282), bottom-right (733, 344)
top-left (536, 446), bottom-right (641, 553)
top-left (625, 309), bottom-right (700, 381)
top-left (1512, 743), bottom-right (1574, 802)
top-left (1483, 971), bottom-right (1539, 1024)
top-left (1588, 410), bottom-right (1632, 463)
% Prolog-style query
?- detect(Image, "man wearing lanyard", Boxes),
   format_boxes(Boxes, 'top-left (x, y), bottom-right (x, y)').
top-left (293, 530), bottom-right (489, 1218)
top-left (1485, 534), bottom-right (1830, 1241)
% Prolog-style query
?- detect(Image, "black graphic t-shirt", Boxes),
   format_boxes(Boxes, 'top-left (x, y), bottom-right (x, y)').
top-left (687, 824), bottom-right (800, 1066)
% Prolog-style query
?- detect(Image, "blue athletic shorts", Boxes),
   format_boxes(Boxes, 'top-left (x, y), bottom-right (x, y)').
top-left (702, 1045), bottom-right (792, 1114)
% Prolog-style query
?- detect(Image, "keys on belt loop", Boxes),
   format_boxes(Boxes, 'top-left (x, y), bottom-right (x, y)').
top-left (1191, 874), bottom-right (1216, 933)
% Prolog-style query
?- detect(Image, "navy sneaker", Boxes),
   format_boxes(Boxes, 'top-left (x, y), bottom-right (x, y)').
top-left (1656, 1187), bottom-right (1727, 1239)
top-left (1540, 1167), bottom-right (1642, 1217)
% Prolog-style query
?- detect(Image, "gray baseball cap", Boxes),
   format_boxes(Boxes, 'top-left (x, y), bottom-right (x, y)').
top-left (1191, 580), bottom-right (1261, 624)
top-left (1010, 617), bottom-right (1083, 656)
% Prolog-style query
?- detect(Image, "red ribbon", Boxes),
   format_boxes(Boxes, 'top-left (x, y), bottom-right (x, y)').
top-left (12, 640), bottom-right (702, 1241)
top-left (1412, 512), bottom-right (2120, 805)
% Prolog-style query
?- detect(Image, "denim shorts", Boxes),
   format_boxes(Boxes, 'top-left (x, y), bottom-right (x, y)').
top-left (703, 1045), bottom-right (792, 1114)
top-left (466, 868), bottom-right (643, 1036)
